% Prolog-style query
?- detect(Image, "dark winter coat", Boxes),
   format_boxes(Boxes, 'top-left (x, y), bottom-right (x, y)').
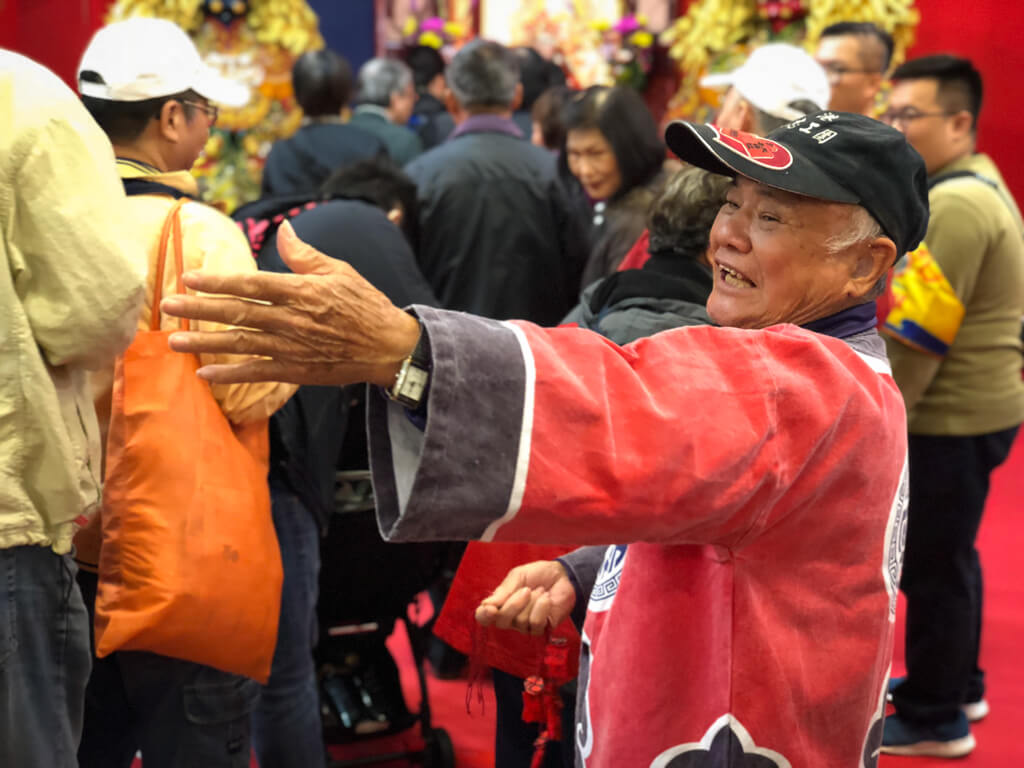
top-left (404, 116), bottom-right (588, 324)
top-left (260, 122), bottom-right (385, 199)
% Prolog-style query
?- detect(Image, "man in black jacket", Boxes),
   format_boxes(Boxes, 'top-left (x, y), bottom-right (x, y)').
top-left (406, 45), bottom-right (455, 149)
top-left (236, 161), bottom-right (438, 764)
top-left (261, 50), bottom-right (385, 199)
top-left (404, 40), bottom-right (587, 325)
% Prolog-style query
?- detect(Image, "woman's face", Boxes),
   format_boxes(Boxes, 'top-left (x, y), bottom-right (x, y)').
top-left (566, 128), bottom-right (622, 201)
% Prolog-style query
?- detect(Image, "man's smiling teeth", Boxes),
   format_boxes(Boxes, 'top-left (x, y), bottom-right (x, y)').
top-left (720, 265), bottom-right (755, 287)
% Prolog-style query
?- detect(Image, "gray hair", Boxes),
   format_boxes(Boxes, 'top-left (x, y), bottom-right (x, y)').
top-left (648, 166), bottom-right (731, 259)
top-left (826, 205), bottom-right (885, 254)
top-left (357, 58), bottom-right (413, 107)
top-left (827, 205), bottom-right (889, 299)
top-left (447, 40), bottom-right (520, 109)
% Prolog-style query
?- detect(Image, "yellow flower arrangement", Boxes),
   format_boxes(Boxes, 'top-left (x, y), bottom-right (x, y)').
top-left (629, 30), bottom-right (655, 48)
top-left (418, 31), bottom-right (444, 49)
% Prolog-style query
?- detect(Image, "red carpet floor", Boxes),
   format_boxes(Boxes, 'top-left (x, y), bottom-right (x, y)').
top-left (333, 432), bottom-right (1024, 768)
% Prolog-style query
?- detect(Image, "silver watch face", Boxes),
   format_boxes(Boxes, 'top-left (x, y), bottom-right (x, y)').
top-left (399, 366), bottom-right (429, 403)
top-left (389, 359), bottom-right (430, 408)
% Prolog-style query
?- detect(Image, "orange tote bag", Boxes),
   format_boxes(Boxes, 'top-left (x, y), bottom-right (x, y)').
top-left (95, 199), bottom-right (283, 683)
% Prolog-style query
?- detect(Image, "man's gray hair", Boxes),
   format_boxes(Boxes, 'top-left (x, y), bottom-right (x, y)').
top-left (447, 40), bottom-right (520, 110)
top-left (357, 58), bottom-right (413, 107)
top-left (827, 205), bottom-right (889, 298)
top-left (826, 205), bottom-right (885, 254)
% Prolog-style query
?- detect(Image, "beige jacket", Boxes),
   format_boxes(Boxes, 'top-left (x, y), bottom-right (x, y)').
top-left (0, 50), bottom-right (146, 554)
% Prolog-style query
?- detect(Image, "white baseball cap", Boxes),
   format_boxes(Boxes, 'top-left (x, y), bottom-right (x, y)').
top-left (700, 43), bottom-right (830, 122)
top-left (78, 18), bottom-right (249, 107)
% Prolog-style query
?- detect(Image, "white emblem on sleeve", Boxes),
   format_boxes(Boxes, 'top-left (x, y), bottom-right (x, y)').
top-left (883, 458), bottom-right (910, 621)
top-left (587, 545), bottom-right (627, 613)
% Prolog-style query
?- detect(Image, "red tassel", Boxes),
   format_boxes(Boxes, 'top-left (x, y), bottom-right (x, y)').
top-left (464, 624), bottom-right (489, 715)
top-left (524, 633), bottom-right (572, 765)
top-left (522, 675), bottom-right (546, 723)
top-left (530, 735), bottom-right (549, 768)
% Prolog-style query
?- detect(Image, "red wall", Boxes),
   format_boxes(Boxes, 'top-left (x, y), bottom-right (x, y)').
top-left (4, 0), bottom-right (111, 87)
top-left (4, 0), bottom-right (1023, 201)
top-left (908, 0), bottom-right (1024, 201)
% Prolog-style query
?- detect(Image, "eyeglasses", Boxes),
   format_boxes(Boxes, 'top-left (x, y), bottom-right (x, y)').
top-left (879, 108), bottom-right (954, 128)
top-left (818, 62), bottom-right (880, 82)
top-left (182, 100), bottom-right (219, 126)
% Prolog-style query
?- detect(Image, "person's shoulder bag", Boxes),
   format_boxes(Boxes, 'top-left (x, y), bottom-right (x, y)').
top-left (94, 199), bottom-right (283, 682)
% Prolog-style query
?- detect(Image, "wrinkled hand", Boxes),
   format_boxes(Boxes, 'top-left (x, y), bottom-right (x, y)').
top-left (475, 560), bottom-right (576, 636)
top-left (160, 221), bottom-right (420, 387)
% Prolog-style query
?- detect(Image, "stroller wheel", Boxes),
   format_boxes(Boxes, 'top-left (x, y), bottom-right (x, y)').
top-left (423, 727), bottom-right (455, 768)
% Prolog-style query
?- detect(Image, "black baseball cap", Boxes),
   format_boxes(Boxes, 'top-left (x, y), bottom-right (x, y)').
top-left (664, 111), bottom-right (929, 255)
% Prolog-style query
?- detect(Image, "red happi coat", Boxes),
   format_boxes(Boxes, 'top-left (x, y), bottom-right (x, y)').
top-left (370, 307), bottom-right (908, 768)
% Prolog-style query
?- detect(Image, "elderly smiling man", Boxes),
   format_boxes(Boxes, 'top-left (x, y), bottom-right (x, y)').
top-left (162, 111), bottom-right (928, 767)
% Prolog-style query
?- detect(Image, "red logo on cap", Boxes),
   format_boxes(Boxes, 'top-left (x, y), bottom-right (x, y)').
top-left (712, 128), bottom-right (793, 170)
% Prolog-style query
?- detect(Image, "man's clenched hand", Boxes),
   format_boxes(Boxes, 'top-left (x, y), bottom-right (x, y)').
top-left (475, 560), bottom-right (577, 636)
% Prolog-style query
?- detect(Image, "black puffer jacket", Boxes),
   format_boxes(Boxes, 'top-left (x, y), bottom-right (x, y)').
top-left (562, 252), bottom-right (714, 344)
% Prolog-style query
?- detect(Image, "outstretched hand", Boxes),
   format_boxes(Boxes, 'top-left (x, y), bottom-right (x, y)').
top-left (160, 221), bottom-right (421, 387)
top-left (475, 560), bottom-right (577, 637)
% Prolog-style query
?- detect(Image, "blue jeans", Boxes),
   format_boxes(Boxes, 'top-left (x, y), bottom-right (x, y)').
top-left (251, 482), bottom-right (327, 768)
top-left (76, 570), bottom-right (260, 768)
top-left (0, 544), bottom-right (91, 768)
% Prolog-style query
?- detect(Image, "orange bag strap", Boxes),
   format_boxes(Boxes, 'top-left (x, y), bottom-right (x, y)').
top-left (150, 199), bottom-right (189, 332)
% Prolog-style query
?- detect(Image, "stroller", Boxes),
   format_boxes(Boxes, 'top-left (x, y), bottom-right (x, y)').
top-left (315, 395), bottom-right (456, 768)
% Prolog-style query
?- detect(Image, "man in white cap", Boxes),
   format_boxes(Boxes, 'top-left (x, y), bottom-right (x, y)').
top-left (702, 43), bottom-right (831, 135)
top-left (73, 18), bottom-right (296, 768)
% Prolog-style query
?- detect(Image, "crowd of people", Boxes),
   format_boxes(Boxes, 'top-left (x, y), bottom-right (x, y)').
top-left (1, 12), bottom-right (1021, 768)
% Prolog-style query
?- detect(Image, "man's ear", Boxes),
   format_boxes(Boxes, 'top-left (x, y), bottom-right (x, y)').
top-left (865, 73), bottom-right (884, 105)
top-left (847, 236), bottom-right (898, 299)
top-left (445, 88), bottom-right (465, 124)
top-left (737, 99), bottom-right (756, 133)
top-left (950, 109), bottom-right (974, 140)
top-left (510, 82), bottom-right (523, 112)
top-left (158, 99), bottom-right (186, 143)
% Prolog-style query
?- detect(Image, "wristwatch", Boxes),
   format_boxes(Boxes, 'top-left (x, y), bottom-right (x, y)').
top-left (386, 323), bottom-right (431, 409)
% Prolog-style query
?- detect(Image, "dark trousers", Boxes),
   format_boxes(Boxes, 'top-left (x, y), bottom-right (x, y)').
top-left (894, 426), bottom-right (1019, 724)
top-left (252, 483), bottom-right (327, 768)
top-left (0, 546), bottom-right (91, 768)
top-left (76, 570), bottom-right (260, 768)
top-left (493, 668), bottom-right (576, 768)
